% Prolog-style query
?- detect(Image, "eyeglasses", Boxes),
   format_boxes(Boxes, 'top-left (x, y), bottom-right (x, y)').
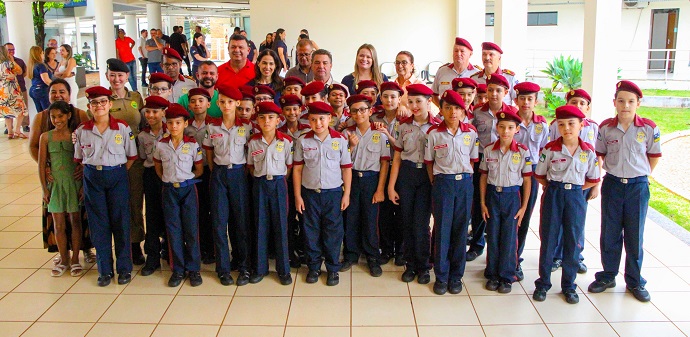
top-left (394, 61), bottom-right (410, 66)
top-left (7, 49), bottom-right (15, 52)
top-left (297, 53), bottom-right (311, 58)
top-left (162, 63), bottom-right (179, 68)
top-left (350, 107), bottom-right (370, 114)
top-left (149, 87), bottom-right (169, 93)
top-left (89, 99), bottom-right (110, 106)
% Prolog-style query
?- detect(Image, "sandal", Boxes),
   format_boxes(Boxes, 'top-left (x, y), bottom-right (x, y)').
top-left (70, 263), bottom-right (83, 277)
top-left (51, 264), bottom-right (68, 277)
top-left (53, 256), bottom-right (61, 266)
top-left (84, 249), bottom-right (96, 264)
top-left (16, 132), bottom-right (27, 139)
top-left (8, 133), bottom-right (14, 139)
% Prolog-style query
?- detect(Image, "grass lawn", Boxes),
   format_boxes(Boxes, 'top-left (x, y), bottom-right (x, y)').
top-left (649, 178), bottom-right (690, 232)
top-left (642, 89), bottom-right (690, 97)
top-left (637, 106), bottom-right (690, 135)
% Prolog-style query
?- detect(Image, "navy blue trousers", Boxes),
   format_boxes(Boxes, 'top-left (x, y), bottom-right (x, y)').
top-left (196, 166), bottom-right (214, 258)
top-left (517, 164), bottom-right (538, 264)
top-left (301, 187), bottom-right (344, 273)
top-left (83, 165), bottom-right (132, 276)
top-left (484, 186), bottom-right (520, 283)
top-left (162, 183), bottom-right (201, 273)
top-left (398, 162), bottom-right (432, 272)
top-left (210, 165), bottom-right (250, 273)
top-left (535, 182), bottom-right (586, 292)
top-left (469, 157), bottom-right (486, 252)
top-left (553, 187), bottom-right (589, 262)
top-left (343, 173), bottom-right (381, 262)
top-left (143, 167), bottom-right (165, 260)
top-left (379, 166), bottom-right (402, 258)
top-left (596, 175), bottom-right (649, 288)
top-left (286, 177), bottom-right (304, 263)
top-left (253, 176), bottom-right (290, 276)
top-left (432, 175), bottom-right (472, 283)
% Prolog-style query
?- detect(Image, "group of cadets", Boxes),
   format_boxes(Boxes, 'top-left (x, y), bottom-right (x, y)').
top-left (68, 38), bottom-right (660, 305)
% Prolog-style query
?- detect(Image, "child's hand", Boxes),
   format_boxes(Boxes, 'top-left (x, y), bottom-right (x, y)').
top-left (396, 105), bottom-right (411, 119)
top-left (372, 189), bottom-right (384, 204)
top-left (45, 167), bottom-right (54, 183)
top-left (514, 207), bottom-right (527, 226)
top-left (71, 131), bottom-right (77, 144)
top-left (295, 196), bottom-right (305, 214)
top-left (587, 185), bottom-right (600, 201)
top-left (42, 189), bottom-right (50, 204)
top-left (481, 204), bottom-right (490, 222)
top-left (373, 122), bottom-right (385, 130)
top-left (340, 194), bottom-right (350, 211)
top-left (348, 133), bottom-right (359, 148)
top-left (388, 187), bottom-right (400, 205)
top-left (73, 164), bottom-right (83, 180)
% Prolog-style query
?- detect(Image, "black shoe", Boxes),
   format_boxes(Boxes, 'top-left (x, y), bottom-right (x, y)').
top-left (132, 243), bottom-right (145, 265)
top-left (249, 272), bottom-right (265, 284)
top-left (368, 262), bottom-right (382, 277)
top-left (485, 279), bottom-right (500, 291)
top-left (497, 282), bottom-right (512, 294)
top-left (577, 261), bottom-right (588, 274)
top-left (140, 260), bottom-right (160, 276)
top-left (236, 271), bottom-right (250, 286)
top-left (588, 279), bottom-right (616, 293)
top-left (326, 271), bottom-right (339, 286)
top-left (448, 279), bottom-right (463, 294)
top-left (417, 270), bottom-right (431, 285)
top-left (339, 260), bottom-right (354, 272)
top-left (379, 252), bottom-right (393, 265)
top-left (117, 272), bottom-right (131, 285)
top-left (394, 255), bottom-right (406, 266)
top-left (401, 269), bottom-right (417, 283)
top-left (466, 250), bottom-right (483, 262)
top-left (551, 259), bottom-right (562, 272)
top-left (168, 272), bottom-right (185, 287)
top-left (188, 271), bottom-right (203, 287)
top-left (160, 250), bottom-right (169, 261)
top-left (97, 273), bottom-right (112, 287)
top-left (202, 255), bottom-right (216, 265)
top-left (279, 273), bottom-right (293, 285)
top-left (219, 272), bottom-right (234, 286)
top-left (563, 289), bottom-right (579, 304)
top-left (627, 285), bottom-right (651, 302)
top-left (306, 270), bottom-right (321, 284)
top-left (3, 129), bottom-right (7, 135)
top-left (433, 280), bottom-right (448, 295)
top-left (22, 126), bottom-right (29, 133)
top-left (290, 259), bottom-right (301, 268)
top-left (533, 288), bottom-right (547, 302)
top-left (516, 265), bottom-right (525, 282)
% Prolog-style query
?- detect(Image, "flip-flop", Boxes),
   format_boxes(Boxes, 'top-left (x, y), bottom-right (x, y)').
top-left (16, 133), bottom-right (27, 139)
top-left (51, 264), bottom-right (68, 277)
top-left (53, 256), bottom-right (61, 265)
top-left (70, 263), bottom-right (83, 277)
top-left (84, 250), bottom-right (96, 263)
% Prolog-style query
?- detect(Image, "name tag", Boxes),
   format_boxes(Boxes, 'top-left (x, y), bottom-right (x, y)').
top-left (551, 158), bottom-right (567, 163)
top-left (486, 158), bottom-right (498, 162)
top-left (434, 144), bottom-right (448, 150)
top-left (606, 140), bottom-right (619, 145)
top-left (441, 81), bottom-right (450, 85)
top-left (303, 147), bottom-right (317, 152)
top-left (81, 144), bottom-right (92, 149)
top-left (210, 133), bottom-right (223, 139)
top-left (251, 149), bottom-right (264, 157)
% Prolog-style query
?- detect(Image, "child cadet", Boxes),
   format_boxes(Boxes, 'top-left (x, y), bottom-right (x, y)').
top-left (293, 101), bottom-right (352, 286)
top-left (74, 86), bottom-right (138, 287)
top-left (475, 83), bottom-right (488, 107)
top-left (339, 94), bottom-right (391, 277)
top-left (327, 83), bottom-right (351, 131)
top-left (282, 76), bottom-right (305, 99)
top-left (247, 101), bottom-right (294, 285)
top-left (153, 103), bottom-right (204, 287)
top-left (388, 84), bottom-right (441, 284)
top-left (148, 72), bottom-right (174, 101)
top-left (533, 105), bottom-right (600, 304)
top-left (299, 81), bottom-right (327, 124)
top-left (452, 77), bottom-right (478, 121)
top-left (588, 80), bottom-right (661, 303)
top-left (425, 90), bottom-right (479, 295)
top-left (478, 106), bottom-right (532, 294)
top-left (203, 84), bottom-right (253, 286)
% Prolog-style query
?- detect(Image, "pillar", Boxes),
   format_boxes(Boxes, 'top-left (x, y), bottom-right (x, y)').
top-left (456, 0), bottom-right (485, 66)
top-left (147, 3), bottom-right (162, 32)
top-left (125, 14), bottom-right (137, 78)
top-left (75, 16), bottom-right (82, 54)
top-left (493, 0), bottom-right (528, 78)
top-left (5, 0), bottom-right (37, 120)
top-left (582, 0), bottom-right (622, 120)
top-left (94, 0), bottom-right (115, 86)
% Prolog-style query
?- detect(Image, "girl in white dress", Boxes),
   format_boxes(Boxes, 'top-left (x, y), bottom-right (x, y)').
top-left (55, 44), bottom-right (78, 105)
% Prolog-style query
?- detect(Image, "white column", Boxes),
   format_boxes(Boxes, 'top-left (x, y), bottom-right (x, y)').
top-left (582, 0), bottom-right (621, 120)
top-left (457, 0), bottom-right (485, 66)
top-left (493, 0), bottom-right (528, 78)
top-left (147, 3), bottom-right (162, 32)
top-left (95, 0), bottom-right (115, 86)
top-left (125, 14), bottom-right (137, 79)
top-left (4, 0), bottom-right (34, 60)
top-left (75, 16), bottom-right (82, 54)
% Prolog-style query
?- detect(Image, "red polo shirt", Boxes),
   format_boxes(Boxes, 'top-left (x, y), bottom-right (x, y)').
top-left (115, 37), bottom-right (136, 63)
top-left (217, 60), bottom-right (255, 88)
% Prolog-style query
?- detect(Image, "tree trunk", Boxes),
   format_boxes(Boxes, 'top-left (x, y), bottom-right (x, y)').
top-left (33, 2), bottom-right (46, 49)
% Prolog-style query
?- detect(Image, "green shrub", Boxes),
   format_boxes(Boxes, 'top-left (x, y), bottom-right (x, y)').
top-left (541, 55), bottom-right (582, 92)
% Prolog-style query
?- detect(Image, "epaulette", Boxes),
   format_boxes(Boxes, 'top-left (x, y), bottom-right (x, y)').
top-left (599, 118), bottom-right (616, 128)
top-left (639, 117), bottom-right (657, 128)
top-left (474, 64), bottom-right (483, 72)
top-left (502, 69), bottom-right (515, 76)
top-left (517, 142), bottom-right (528, 151)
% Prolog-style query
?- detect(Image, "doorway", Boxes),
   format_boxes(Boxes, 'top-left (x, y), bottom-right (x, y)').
top-left (648, 8), bottom-right (679, 72)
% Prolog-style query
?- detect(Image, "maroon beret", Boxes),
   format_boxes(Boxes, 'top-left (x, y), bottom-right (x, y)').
top-left (566, 89), bottom-right (591, 103)
top-left (452, 77), bottom-right (478, 91)
top-left (481, 42), bottom-right (503, 54)
top-left (514, 82), bottom-right (541, 95)
top-left (216, 84), bottom-right (242, 100)
top-left (346, 94), bottom-right (373, 107)
top-left (143, 95), bottom-right (170, 110)
top-left (188, 88), bottom-right (211, 100)
top-left (239, 85), bottom-right (255, 101)
top-left (280, 94), bottom-right (302, 108)
top-left (555, 105), bottom-right (586, 120)
top-left (255, 101), bottom-right (282, 115)
top-left (162, 47), bottom-right (182, 61)
top-left (355, 80), bottom-right (378, 94)
top-left (328, 83), bottom-right (350, 98)
top-left (149, 72), bottom-right (174, 85)
top-left (380, 81), bottom-right (404, 95)
top-left (616, 80), bottom-right (643, 98)
top-left (406, 83), bottom-right (434, 96)
top-left (254, 85), bottom-right (276, 97)
top-left (284, 76), bottom-right (306, 88)
top-left (165, 103), bottom-right (190, 120)
top-left (497, 105), bottom-right (521, 124)
top-left (85, 86), bottom-right (112, 99)
top-left (476, 83), bottom-right (487, 94)
top-left (301, 81), bottom-right (325, 96)
top-left (454, 37), bottom-right (473, 51)
top-left (440, 90), bottom-right (466, 108)
top-left (486, 73), bottom-right (509, 89)
top-left (307, 101), bottom-right (333, 115)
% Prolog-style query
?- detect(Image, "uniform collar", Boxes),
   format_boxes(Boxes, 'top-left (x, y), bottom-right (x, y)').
top-left (142, 123), bottom-right (167, 134)
top-left (109, 87), bottom-right (131, 100)
top-left (304, 127), bottom-right (341, 139)
top-left (436, 121), bottom-right (472, 133)
top-left (209, 116), bottom-right (249, 127)
top-left (607, 115), bottom-right (644, 128)
top-left (401, 113), bottom-right (441, 126)
top-left (491, 139), bottom-right (519, 152)
top-left (81, 116), bottom-right (121, 131)
top-left (549, 136), bottom-right (594, 152)
top-left (160, 135), bottom-right (196, 144)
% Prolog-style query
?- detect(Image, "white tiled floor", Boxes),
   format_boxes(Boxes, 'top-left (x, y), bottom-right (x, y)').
top-left (0, 135), bottom-right (689, 337)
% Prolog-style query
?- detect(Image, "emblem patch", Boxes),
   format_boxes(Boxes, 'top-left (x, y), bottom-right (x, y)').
top-left (512, 153), bottom-right (521, 164)
top-left (331, 141), bottom-right (340, 151)
top-left (130, 101), bottom-right (138, 109)
top-left (238, 127), bottom-right (246, 137)
top-left (372, 133), bottom-right (381, 144)
top-left (114, 134), bottom-right (123, 145)
top-left (276, 141), bottom-right (285, 153)
top-left (579, 152), bottom-right (588, 163)
top-left (636, 131), bottom-right (646, 143)
top-left (463, 134), bottom-right (471, 146)
top-left (181, 144), bottom-right (190, 154)
top-left (535, 124), bottom-right (543, 134)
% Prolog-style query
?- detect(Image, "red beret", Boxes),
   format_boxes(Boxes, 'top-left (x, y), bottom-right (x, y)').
top-left (216, 84), bottom-right (242, 100)
top-left (555, 105), bottom-right (586, 120)
top-left (497, 105), bottom-right (521, 124)
top-left (162, 47), bottom-right (182, 61)
top-left (346, 94), bottom-right (373, 107)
top-left (406, 83), bottom-right (434, 96)
top-left (514, 82), bottom-right (541, 95)
top-left (476, 84), bottom-right (487, 94)
top-left (165, 103), bottom-right (190, 120)
top-left (355, 80), bottom-right (378, 94)
top-left (380, 81), bottom-right (404, 95)
top-left (328, 83), bottom-right (350, 98)
top-left (454, 37), bottom-right (473, 51)
top-left (301, 81), bottom-right (325, 96)
top-left (440, 90), bottom-right (466, 108)
top-left (149, 72), bottom-right (173, 85)
top-left (486, 74), bottom-right (509, 89)
top-left (143, 95), bottom-right (170, 110)
top-left (616, 80), bottom-right (643, 98)
top-left (307, 101), bottom-right (333, 115)
top-left (280, 94), bottom-right (302, 108)
top-left (452, 77), bottom-right (478, 90)
top-left (284, 76), bottom-right (306, 88)
top-left (254, 85), bottom-right (276, 98)
top-left (239, 85), bottom-right (255, 101)
top-left (566, 89), bottom-right (591, 103)
top-left (481, 42), bottom-right (503, 54)
top-left (85, 86), bottom-right (112, 99)
top-left (255, 101), bottom-right (282, 115)
top-left (188, 88), bottom-right (211, 100)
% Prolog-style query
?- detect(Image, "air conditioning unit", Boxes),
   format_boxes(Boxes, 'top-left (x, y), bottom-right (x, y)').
top-left (622, 0), bottom-right (647, 9)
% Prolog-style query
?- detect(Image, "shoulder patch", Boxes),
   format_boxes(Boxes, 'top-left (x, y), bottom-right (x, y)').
top-left (502, 69), bottom-right (515, 76)
top-left (640, 117), bottom-right (657, 129)
top-left (599, 118), bottom-right (616, 128)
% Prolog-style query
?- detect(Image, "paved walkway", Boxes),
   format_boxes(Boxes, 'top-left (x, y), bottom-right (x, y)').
top-left (653, 134), bottom-right (690, 201)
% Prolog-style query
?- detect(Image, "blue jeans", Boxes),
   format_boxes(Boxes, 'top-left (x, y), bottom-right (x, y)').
top-left (148, 62), bottom-right (163, 74)
top-left (29, 86), bottom-right (50, 112)
top-left (125, 60), bottom-right (137, 91)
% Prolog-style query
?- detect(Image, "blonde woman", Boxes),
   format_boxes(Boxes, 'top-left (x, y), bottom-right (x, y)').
top-left (341, 43), bottom-right (388, 96)
top-left (0, 45), bottom-right (27, 138)
top-left (54, 44), bottom-right (78, 104)
top-left (28, 46), bottom-right (52, 112)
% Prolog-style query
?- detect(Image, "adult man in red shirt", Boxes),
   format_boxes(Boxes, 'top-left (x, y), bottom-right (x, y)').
top-left (115, 28), bottom-right (138, 90)
top-left (217, 34), bottom-right (255, 88)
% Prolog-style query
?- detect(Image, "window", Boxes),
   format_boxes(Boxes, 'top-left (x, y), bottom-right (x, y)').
top-left (486, 13), bottom-right (494, 26)
top-left (528, 12), bottom-right (558, 26)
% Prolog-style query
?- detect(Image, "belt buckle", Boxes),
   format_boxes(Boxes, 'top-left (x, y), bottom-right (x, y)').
top-left (96, 165), bottom-right (103, 171)
top-left (314, 188), bottom-right (321, 193)
top-left (564, 183), bottom-right (572, 190)
top-left (173, 182), bottom-right (180, 188)
top-left (266, 175), bottom-right (273, 181)
top-left (357, 172), bottom-right (363, 178)
top-left (496, 186), bottom-right (503, 192)
top-left (455, 174), bottom-right (462, 180)
top-left (416, 163), bottom-right (423, 169)
top-left (621, 178), bottom-right (628, 184)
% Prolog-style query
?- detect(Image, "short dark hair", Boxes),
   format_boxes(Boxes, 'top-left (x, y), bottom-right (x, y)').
top-left (4, 42), bottom-right (13, 47)
top-left (49, 78), bottom-right (71, 95)
top-left (140, 29), bottom-right (147, 33)
top-left (296, 39), bottom-right (313, 49)
top-left (301, 29), bottom-right (309, 35)
top-left (229, 34), bottom-right (248, 44)
top-left (240, 30), bottom-right (246, 34)
top-left (233, 27), bottom-right (241, 33)
top-left (312, 49), bottom-right (332, 63)
top-left (198, 60), bottom-right (217, 68)
top-left (298, 34), bottom-right (309, 40)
